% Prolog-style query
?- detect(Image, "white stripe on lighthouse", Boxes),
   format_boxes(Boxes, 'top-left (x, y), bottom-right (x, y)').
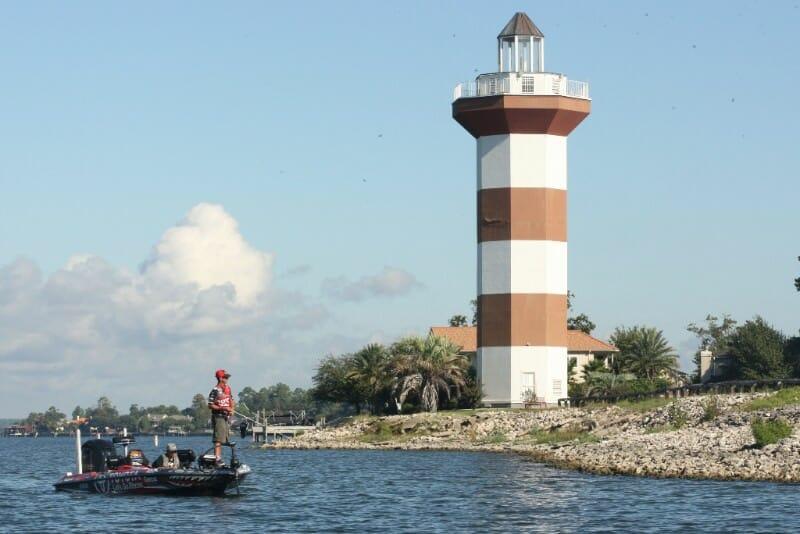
top-left (478, 240), bottom-right (567, 295)
top-left (478, 134), bottom-right (567, 190)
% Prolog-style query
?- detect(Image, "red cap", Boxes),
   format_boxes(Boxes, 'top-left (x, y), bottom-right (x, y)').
top-left (215, 369), bottom-right (231, 379)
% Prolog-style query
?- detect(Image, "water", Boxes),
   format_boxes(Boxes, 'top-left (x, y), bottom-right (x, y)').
top-left (1, 436), bottom-right (798, 533)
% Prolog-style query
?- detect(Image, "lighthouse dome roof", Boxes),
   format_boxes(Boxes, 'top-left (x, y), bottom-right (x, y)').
top-left (498, 12), bottom-right (544, 39)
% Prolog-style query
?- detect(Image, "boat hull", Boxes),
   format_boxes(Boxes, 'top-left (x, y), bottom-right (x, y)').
top-left (54, 466), bottom-right (251, 496)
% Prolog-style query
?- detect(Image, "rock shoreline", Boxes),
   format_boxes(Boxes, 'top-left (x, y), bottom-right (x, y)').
top-left (263, 392), bottom-right (800, 483)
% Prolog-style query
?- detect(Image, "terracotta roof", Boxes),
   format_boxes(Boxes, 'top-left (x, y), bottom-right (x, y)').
top-left (567, 330), bottom-right (619, 353)
top-left (498, 12), bottom-right (544, 39)
top-left (429, 327), bottom-right (618, 354)
top-left (430, 326), bottom-right (477, 352)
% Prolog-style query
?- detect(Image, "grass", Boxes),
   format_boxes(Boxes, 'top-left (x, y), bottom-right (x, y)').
top-left (482, 430), bottom-right (507, 444)
top-left (357, 420), bottom-right (396, 443)
top-left (644, 424), bottom-right (674, 434)
top-left (524, 427), bottom-right (600, 445)
top-left (587, 397), bottom-right (671, 413)
top-left (751, 417), bottom-right (793, 448)
top-left (668, 403), bottom-right (688, 429)
top-left (701, 396), bottom-right (721, 422)
top-left (743, 388), bottom-right (800, 412)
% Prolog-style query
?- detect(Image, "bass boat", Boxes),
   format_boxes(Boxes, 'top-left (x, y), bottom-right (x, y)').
top-left (54, 432), bottom-right (250, 496)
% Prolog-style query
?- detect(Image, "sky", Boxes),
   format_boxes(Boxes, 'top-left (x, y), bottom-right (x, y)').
top-left (1, 1), bottom-right (798, 417)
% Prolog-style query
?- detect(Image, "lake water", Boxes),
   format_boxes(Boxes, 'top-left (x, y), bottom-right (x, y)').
top-left (1, 435), bottom-right (798, 533)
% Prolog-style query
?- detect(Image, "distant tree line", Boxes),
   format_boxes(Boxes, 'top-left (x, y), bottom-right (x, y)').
top-left (17, 384), bottom-right (340, 434)
top-left (687, 314), bottom-right (800, 382)
top-left (312, 334), bottom-right (481, 415)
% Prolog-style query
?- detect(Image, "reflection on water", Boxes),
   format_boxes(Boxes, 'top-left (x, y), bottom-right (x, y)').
top-left (0, 436), bottom-right (798, 533)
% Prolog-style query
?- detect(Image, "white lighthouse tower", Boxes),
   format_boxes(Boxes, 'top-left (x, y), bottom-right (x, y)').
top-left (452, 13), bottom-right (590, 406)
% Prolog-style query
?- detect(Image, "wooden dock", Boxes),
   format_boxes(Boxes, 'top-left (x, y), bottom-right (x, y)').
top-left (251, 425), bottom-right (315, 442)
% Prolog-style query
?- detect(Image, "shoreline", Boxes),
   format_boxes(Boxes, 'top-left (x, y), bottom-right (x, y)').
top-left (263, 391), bottom-right (800, 483)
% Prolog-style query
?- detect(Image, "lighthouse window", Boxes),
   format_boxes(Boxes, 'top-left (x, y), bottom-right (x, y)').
top-left (522, 77), bottom-right (535, 93)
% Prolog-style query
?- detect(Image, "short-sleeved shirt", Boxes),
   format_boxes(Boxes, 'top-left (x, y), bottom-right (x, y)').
top-left (208, 384), bottom-right (233, 417)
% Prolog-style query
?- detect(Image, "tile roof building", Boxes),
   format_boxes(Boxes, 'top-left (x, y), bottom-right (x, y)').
top-left (429, 326), bottom-right (618, 385)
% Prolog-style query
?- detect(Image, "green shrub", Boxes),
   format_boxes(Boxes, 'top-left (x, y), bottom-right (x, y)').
top-left (751, 417), bottom-right (793, 448)
top-left (526, 426), bottom-right (599, 445)
top-left (701, 396), bottom-right (720, 422)
top-left (612, 397), bottom-right (670, 412)
top-left (668, 403), bottom-right (688, 429)
top-left (483, 430), bottom-right (507, 444)
top-left (744, 388), bottom-right (800, 412)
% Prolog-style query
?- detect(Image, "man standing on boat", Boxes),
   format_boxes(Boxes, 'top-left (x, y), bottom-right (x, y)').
top-left (208, 369), bottom-right (235, 463)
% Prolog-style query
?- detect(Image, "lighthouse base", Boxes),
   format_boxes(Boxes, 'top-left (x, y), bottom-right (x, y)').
top-left (477, 346), bottom-right (567, 406)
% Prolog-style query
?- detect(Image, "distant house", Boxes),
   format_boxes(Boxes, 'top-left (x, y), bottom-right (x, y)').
top-left (699, 350), bottom-right (734, 383)
top-left (429, 326), bottom-right (619, 383)
top-left (565, 330), bottom-right (620, 383)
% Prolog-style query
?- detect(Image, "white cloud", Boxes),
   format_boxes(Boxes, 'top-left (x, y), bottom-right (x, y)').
top-left (140, 203), bottom-right (272, 306)
top-left (0, 204), bottom-right (329, 416)
top-left (322, 266), bottom-right (423, 302)
top-left (0, 205), bottom-right (433, 417)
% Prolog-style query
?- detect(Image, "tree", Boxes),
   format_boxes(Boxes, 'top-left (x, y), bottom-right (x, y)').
top-left (584, 372), bottom-right (637, 397)
top-left (728, 317), bottom-right (789, 379)
top-left (190, 393), bottom-right (211, 431)
top-left (347, 344), bottom-right (391, 414)
top-left (72, 406), bottom-right (84, 420)
top-left (795, 256), bottom-right (799, 291)
top-left (566, 292), bottom-right (595, 334)
top-left (568, 313), bottom-right (596, 334)
top-left (610, 326), bottom-right (678, 380)
top-left (312, 354), bottom-right (367, 413)
top-left (470, 299), bottom-right (478, 326)
top-left (785, 336), bottom-right (800, 378)
top-left (389, 335), bottom-right (469, 413)
top-left (449, 315), bottom-right (468, 327)
top-left (582, 358), bottom-right (607, 382)
top-left (687, 314), bottom-right (737, 381)
top-left (86, 396), bottom-right (119, 429)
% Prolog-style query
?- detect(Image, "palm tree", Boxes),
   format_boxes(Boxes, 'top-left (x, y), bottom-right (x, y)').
top-left (613, 326), bottom-right (678, 380)
top-left (581, 357), bottom-right (607, 383)
top-left (347, 344), bottom-right (391, 414)
top-left (390, 335), bottom-right (469, 413)
top-left (584, 371), bottom-right (636, 397)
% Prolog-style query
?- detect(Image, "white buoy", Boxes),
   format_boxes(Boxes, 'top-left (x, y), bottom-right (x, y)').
top-left (75, 428), bottom-right (83, 474)
top-left (154, 434), bottom-right (159, 447)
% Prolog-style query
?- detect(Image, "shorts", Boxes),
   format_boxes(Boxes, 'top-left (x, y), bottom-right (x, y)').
top-left (212, 415), bottom-right (230, 444)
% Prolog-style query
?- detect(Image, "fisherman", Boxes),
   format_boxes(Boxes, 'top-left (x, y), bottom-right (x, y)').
top-left (208, 369), bottom-right (235, 463)
top-left (156, 443), bottom-right (182, 469)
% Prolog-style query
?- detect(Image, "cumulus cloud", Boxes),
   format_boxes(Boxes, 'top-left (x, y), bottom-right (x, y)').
top-left (322, 266), bottom-right (423, 302)
top-left (141, 203), bottom-right (272, 305)
top-left (0, 204), bottom-right (331, 416)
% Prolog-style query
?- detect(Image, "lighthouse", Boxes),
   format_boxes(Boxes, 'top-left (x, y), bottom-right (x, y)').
top-left (452, 13), bottom-right (590, 406)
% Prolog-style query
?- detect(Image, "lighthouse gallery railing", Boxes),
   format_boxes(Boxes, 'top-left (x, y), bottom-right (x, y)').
top-left (453, 72), bottom-right (590, 102)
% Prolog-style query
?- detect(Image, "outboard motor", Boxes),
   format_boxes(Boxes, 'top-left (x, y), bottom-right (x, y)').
top-left (198, 453), bottom-right (218, 469)
top-left (81, 439), bottom-right (119, 473)
top-left (177, 449), bottom-right (196, 468)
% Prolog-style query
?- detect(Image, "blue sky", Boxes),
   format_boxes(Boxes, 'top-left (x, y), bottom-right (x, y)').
top-left (1, 1), bottom-right (798, 416)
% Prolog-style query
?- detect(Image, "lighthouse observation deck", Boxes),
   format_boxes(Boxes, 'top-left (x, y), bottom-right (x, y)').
top-left (453, 72), bottom-right (590, 102)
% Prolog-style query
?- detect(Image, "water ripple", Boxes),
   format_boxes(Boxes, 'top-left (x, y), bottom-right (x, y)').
top-left (1, 436), bottom-right (798, 533)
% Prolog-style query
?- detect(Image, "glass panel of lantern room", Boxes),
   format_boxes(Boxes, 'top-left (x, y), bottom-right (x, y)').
top-left (531, 39), bottom-right (541, 72)
top-left (500, 38), bottom-right (514, 71)
top-left (518, 38), bottom-right (530, 72)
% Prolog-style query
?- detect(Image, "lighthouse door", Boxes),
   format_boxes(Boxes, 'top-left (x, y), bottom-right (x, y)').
top-left (521, 372), bottom-right (535, 403)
